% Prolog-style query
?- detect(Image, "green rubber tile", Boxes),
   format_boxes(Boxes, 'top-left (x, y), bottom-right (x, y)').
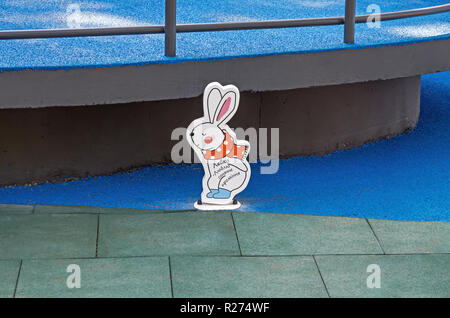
top-left (0, 214), bottom-right (97, 259)
top-left (16, 257), bottom-right (171, 298)
top-left (315, 254), bottom-right (450, 298)
top-left (171, 256), bottom-right (328, 298)
top-left (0, 204), bottom-right (33, 214)
top-left (368, 219), bottom-right (450, 254)
top-left (34, 205), bottom-right (164, 214)
top-left (233, 213), bottom-right (382, 255)
top-left (98, 212), bottom-right (240, 257)
top-left (0, 260), bottom-right (21, 298)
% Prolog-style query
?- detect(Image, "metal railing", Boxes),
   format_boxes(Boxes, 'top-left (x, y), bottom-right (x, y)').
top-left (0, 1), bottom-right (449, 57)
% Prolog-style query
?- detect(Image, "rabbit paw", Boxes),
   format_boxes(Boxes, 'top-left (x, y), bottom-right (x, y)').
top-left (213, 188), bottom-right (231, 199)
top-left (207, 189), bottom-right (219, 198)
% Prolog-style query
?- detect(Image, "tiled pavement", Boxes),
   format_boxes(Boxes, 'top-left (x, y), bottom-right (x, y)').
top-left (0, 204), bottom-right (448, 298)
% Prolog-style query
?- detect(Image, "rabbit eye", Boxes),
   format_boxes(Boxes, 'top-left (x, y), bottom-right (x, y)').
top-left (190, 132), bottom-right (194, 136)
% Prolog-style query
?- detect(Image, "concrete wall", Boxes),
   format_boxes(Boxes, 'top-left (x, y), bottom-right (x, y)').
top-left (0, 76), bottom-right (420, 186)
top-left (0, 39), bottom-right (447, 109)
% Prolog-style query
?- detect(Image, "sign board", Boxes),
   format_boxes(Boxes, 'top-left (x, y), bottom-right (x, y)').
top-left (186, 82), bottom-right (251, 210)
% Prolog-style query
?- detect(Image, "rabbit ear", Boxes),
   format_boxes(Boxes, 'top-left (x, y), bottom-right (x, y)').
top-left (213, 88), bottom-right (239, 128)
top-left (203, 82), bottom-right (222, 123)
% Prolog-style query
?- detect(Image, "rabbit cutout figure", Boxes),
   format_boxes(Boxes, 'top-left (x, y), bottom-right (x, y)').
top-left (187, 82), bottom-right (251, 210)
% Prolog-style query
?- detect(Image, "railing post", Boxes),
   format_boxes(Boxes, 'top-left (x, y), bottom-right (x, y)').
top-left (165, 0), bottom-right (176, 56)
top-left (344, 0), bottom-right (356, 43)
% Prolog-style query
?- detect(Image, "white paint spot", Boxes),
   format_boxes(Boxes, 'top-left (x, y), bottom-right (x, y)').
top-left (211, 13), bottom-right (256, 23)
top-left (299, 0), bottom-right (336, 9)
top-left (0, 6), bottom-right (143, 28)
top-left (66, 11), bottom-right (141, 28)
top-left (388, 23), bottom-right (450, 38)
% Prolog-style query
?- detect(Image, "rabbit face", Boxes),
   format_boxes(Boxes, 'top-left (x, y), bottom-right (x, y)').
top-left (186, 82), bottom-right (240, 153)
top-left (190, 122), bottom-right (225, 151)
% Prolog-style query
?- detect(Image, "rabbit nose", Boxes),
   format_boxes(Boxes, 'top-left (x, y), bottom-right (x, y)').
top-left (204, 136), bottom-right (213, 144)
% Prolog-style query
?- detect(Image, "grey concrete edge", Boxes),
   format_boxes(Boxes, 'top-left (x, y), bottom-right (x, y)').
top-left (1, 38), bottom-right (449, 109)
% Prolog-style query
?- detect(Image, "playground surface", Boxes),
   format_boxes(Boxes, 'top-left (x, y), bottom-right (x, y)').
top-left (0, 203), bottom-right (449, 298)
top-left (0, 0), bottom-right (449, 71)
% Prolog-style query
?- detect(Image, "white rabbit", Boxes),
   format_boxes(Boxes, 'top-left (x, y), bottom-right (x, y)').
top-left (187, 82), bottom-right (251, 207)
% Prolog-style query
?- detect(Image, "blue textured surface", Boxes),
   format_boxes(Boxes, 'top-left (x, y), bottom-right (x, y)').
top-left (0, 71), bottom-right (449, 221)
top-left (0, 0), bottom-right (449, 71)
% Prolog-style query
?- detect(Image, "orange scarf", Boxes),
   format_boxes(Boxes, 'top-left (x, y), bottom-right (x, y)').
top-left (203, 131), bottom-right (246, 160)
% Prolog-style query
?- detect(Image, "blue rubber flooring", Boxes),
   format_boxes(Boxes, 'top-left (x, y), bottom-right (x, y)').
top-left (0, 0), bottom-right (449, 71)
top-left (0, 71), bottom-right (448, 221)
